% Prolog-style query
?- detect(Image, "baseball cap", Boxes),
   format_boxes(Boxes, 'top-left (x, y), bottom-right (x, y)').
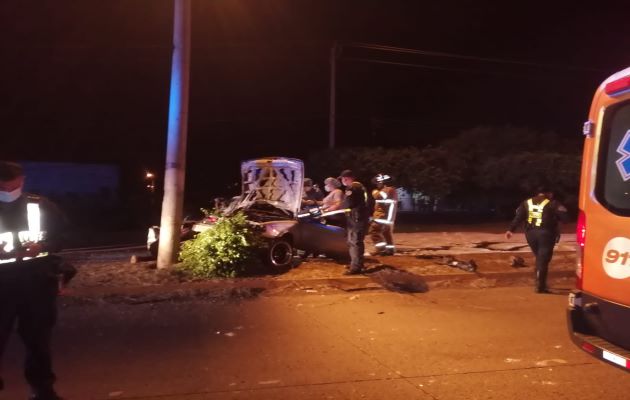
top-left (338, 169), bottom-right (354, 179)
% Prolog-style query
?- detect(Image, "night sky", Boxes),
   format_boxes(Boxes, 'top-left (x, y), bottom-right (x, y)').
top-left (1, 0), bottom-right (629, 198)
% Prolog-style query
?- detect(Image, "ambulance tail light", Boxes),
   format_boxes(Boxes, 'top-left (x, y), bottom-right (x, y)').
top-left (605, 75), bottom-right (630, 97)
top-left (582, 342), bottom-right (596, 354)
top-left (576, 210), bottom-right (586, 290)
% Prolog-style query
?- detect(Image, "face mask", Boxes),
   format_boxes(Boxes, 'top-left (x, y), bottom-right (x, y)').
top-left (0, 187), bottom-right (22, 203)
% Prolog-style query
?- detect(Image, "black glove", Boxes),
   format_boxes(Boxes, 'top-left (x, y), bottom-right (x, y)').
top-left (58, 261), bottom-right (77, 285)
top-left (50, 255), bottom-right (77, 285)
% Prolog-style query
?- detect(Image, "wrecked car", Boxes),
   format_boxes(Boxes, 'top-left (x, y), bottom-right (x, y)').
top-left (147, 157), bottom-right (349, 269)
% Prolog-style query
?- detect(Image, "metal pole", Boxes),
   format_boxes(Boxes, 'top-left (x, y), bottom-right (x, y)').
top-left (157, 0), bottom-right (191, 268)
top-left (328, 41), bottom-right (337, 149)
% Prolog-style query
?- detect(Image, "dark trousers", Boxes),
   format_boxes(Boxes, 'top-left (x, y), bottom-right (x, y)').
top-left (0, 260), bottom-right (58, 396)
top-left (525, 229), bottom-right (556, 290)
top-left (347, 220), bottom-right (367, 270)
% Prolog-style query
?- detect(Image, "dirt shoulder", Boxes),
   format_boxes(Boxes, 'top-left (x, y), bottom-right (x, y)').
top-left (61, 243), bottom-right (576, 304)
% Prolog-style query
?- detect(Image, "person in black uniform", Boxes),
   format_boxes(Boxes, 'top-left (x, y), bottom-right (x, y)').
top-left (0, 161), bottom-right (69, 400)
top-left (505, 186), bottom-right (568, 293)
top-left (301, 178), bottom-right (324, 209)
top-left (338, 170), bottom-right (369, 275)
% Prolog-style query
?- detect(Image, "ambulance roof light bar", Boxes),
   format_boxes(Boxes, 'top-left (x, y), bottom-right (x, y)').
top-left (605, 75), bottom-right (630, 97)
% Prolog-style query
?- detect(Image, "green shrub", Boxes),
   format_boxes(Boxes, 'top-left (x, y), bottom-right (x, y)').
top-left (179, 212), bottom-right (264, 278)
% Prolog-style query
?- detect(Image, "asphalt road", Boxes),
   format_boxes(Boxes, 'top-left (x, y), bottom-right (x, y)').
top-left (3, 286), bottom-right (630, 400)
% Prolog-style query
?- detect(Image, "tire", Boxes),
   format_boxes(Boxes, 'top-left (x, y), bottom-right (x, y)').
top-left (266, 238), bottom-right (294, 269)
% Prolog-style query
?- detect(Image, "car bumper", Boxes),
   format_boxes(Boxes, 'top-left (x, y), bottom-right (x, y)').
top-left (147, 226), bottom-right (159, 251)
top-left (567, 290), bottom-right (630, 371)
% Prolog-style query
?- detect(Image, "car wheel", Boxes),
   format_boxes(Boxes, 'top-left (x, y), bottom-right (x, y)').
top-left (267, 239), bottom-right (294, 269)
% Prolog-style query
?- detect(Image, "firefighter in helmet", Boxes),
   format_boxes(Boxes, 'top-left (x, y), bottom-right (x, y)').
top-left (368, 173), bottom-right (398, 256)
top-left (0, 161), bottom-right (71, 400)
top-left (505, 186), bottom-right (568, 293)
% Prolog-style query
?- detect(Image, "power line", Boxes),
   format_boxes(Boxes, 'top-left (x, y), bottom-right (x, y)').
top-left (343, 57), bottom-right (589, 81)
top-left (345, 57), bottom-right (489, 74)
top-left (0, 39), bottom-right (612, 73)
top-left (342, 41), bottom-right (608, 73)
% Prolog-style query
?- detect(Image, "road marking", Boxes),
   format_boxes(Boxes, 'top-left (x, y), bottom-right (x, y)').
top-left (535, 359), bottom-right (567, 367)
top-left (258, 380), bottom-right (281, 385)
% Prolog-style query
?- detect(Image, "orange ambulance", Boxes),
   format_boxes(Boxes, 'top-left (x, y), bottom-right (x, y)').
top-left (568, 66), bottom-right (630, 370)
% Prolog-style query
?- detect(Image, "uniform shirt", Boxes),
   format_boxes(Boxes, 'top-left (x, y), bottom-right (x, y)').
top-left (340, 181), bottom-right (369, 224)
top-left (372, 185), bottom-right (398, 221)
top-left (303, 188), bottom-right (324, 202)
top-left (0, 193), bottom-right (66, 260)
top-left (301, 187), bottom-right (325, 210)
top-left (508, 195), bottom-right (569, 233)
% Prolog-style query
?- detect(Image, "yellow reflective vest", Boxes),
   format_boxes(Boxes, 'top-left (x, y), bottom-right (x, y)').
top-left (526, 198), bottom-right (550, 227)
top-left (0, 199), bottom-right (48, 264)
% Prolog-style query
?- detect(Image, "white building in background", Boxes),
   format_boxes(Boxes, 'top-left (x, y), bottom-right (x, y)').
top-left (396, 188), bottom-right (432, 212)
top-left (396, 187), bottom-right (414, 211)
top-left (20, 161), bottom-right (119, 201)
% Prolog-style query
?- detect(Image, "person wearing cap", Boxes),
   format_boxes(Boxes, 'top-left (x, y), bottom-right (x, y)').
top-left (318, 177), bottom-right (345, 227)
top-left (0, 161), bottom-right (69, 400)
top-left (505, 186), bottom-right (568, 293)
top-left (301, 178), bottom-right (324, 209)
top-left (338, 170), bottom-right (369, 274)
top-left (368, 173), bottom-right (398, 256)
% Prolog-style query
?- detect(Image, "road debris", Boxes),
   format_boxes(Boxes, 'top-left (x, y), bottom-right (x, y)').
top-left (258, 380), bottom-right (281, 385)
top-left (510, 256), bottom-right (526, 268)
top-left (367, 267), bottom-right (429, 293)
top-left (535, 359), bottom-right (567, 367)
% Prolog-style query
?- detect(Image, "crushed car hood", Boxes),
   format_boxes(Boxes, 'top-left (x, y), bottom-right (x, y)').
top-left (233, 157), bottom-right (304, 217)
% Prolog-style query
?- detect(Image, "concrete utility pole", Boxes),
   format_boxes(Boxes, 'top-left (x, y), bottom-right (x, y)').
top-left (157, 0), bottom-right (191, 269)
top-left (328, 41), bottom-right (338, 149)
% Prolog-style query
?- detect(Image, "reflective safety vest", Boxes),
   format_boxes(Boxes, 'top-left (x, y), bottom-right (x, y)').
top-left (373, 189), bottom-right (397, 225)
top-left (527, 198), bottom-right (550, 227)
top-left (0, 200), bottom-right (48, 264)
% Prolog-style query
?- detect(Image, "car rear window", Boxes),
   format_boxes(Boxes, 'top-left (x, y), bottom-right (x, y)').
top-left (596, 99), bottom-right (630, 216)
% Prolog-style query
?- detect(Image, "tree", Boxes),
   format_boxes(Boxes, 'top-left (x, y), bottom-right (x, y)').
top-left (306, 146), bottom-right (461, 198)
top-left (306, 125), bottom-right (582, 216)
top-left (475, 151), bottom-right (581, 212)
